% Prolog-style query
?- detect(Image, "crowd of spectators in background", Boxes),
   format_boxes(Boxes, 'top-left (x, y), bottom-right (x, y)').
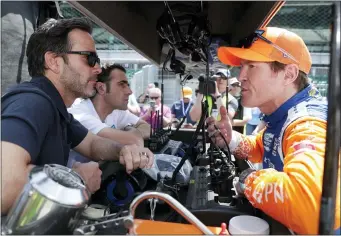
top-left (127, 69), bottom-right (264, 135)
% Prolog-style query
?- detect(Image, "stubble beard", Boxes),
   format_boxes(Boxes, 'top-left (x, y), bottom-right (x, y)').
top-left (107, 94), bottom-right (128, 111)
top-left (60, 65), bottom-right (96, 99)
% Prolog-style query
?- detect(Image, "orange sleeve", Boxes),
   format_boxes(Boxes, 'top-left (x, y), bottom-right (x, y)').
top-left (232, 130), bottom-right (264, 164)
top-left (243, 117), bottom-right (340, 234)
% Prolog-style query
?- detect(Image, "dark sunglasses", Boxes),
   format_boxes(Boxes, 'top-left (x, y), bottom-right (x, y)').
top-left (237, 30), bottom-right (298, 63)
top-left (66, 51), bottom-right (100, 67)
top-left (150, 96), bottom-right (160, 100)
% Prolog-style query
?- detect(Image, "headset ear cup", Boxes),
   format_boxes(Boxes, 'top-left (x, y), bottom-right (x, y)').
top-left (91, 162), bottom-right (127, 209)
top-left (99, 161), bottom-right (125, 181)
top-left (91, 162), bottom-right (148, 210)
top-left (128, 169), bottom-right (148, 191)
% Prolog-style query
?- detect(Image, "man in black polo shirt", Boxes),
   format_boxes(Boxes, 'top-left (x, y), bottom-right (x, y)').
top-left (1, 17), bottom-right (154, 215)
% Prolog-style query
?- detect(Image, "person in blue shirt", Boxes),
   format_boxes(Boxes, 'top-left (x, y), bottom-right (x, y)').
top-left (245, 107), bottom-right (262, 135)
top-left (171, 86), bottom-right (196, 128)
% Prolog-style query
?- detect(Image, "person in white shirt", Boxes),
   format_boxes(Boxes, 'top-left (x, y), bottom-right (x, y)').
top-left (68, 64), bottom-right (150, 167)
top-left (127, 93), bottom-right (140, 116)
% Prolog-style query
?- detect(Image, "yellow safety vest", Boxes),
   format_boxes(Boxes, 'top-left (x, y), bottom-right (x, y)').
top-left (201, 94), bottom-right (227, 121)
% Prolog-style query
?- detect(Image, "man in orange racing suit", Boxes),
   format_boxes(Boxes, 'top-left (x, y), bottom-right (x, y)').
top-left (207, 27), bottom-right (340, 235)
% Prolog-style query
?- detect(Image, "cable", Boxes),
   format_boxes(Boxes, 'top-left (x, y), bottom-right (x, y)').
top-left (212, 124), bottom-right (232, 162)
top-left (164, 1), bottom-right (176, 24)
top-left (207, 135), bottom-right (228, 165)
top-left (159, 48), bottom-right (175, 130)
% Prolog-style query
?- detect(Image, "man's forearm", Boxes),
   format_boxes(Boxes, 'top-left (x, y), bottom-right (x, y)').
top-left (2, 164), bottom-right (35, 214)
top-left (133, 123), bottom-right (151, 139)
top-left (90, 137), bottom-right (123, 161)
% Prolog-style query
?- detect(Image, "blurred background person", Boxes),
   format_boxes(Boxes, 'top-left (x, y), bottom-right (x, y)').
top-left (128, 93), bottom-right (140, 116)
top-left (140, 87), bottom-right (172, 129)
top-left (138, 83), bottom-right (155, 115)
top-left (228, 77), bottom-right (244, 132)
top-left (138, 83), bottom-right (155, 104)
top-left (246, 107), bottom-right (266, 135)
top-left (246, 107), bottom-right (263, 135)
top-left (228, 77), bottom-right (241, 98)
top-left (171, 86), bottom-right (196, 128)
top-left (190, 69), bottom-right (237, 122)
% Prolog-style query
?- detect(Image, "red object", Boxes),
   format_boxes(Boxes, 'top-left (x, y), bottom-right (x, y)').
top-left (219, 223), bottom-right (228, 235)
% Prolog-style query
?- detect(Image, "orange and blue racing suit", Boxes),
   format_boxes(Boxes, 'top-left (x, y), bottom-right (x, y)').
top-left (229, 85), bottom-right (340, 234)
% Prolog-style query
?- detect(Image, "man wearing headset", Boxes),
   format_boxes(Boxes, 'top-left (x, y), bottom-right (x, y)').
top-left (207, 27), bottom-right (340, 234)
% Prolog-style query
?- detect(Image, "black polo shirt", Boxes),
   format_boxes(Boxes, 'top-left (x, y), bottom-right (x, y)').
top-left (1, 76), bottom-right (88, 166)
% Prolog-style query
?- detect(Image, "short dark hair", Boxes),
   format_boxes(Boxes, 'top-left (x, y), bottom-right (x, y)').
top-left (26, 17), bottom-right (93, 77)
top-left (97, 63), bottom-right (126, 92)
top-left (269, 61), bottom-right (309, 91)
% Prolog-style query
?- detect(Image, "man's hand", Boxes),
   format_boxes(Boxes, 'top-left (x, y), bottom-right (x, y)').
top-left (119, 144), bottom-right (154, 173)
top-left (144, 106), bottom-right (157, 118)
top-left (148, 106), bottom-right (157, 113)
top-left (72, 161), bottom-right (102, 193)
top-left (206, 106), bottom-right (233, 148)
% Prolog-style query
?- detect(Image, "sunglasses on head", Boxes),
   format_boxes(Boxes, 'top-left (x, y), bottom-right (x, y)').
top-left (237, 30), bottom-right (298, 63)
top-left (66, 51), bottom-right (100, 67)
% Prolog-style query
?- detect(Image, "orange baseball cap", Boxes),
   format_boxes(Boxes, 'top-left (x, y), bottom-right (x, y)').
top-left (217, 27), bottom-right (312, 74)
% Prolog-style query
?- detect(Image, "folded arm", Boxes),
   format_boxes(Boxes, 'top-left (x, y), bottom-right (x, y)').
top-left (125, 119), bottom-right (151, 139)
top-left (73, 131), bottom-right (123, 161)
top-left (97, 128), bottom-right (144, 146)
top-left (71, 111), bottom-right (146, 146)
